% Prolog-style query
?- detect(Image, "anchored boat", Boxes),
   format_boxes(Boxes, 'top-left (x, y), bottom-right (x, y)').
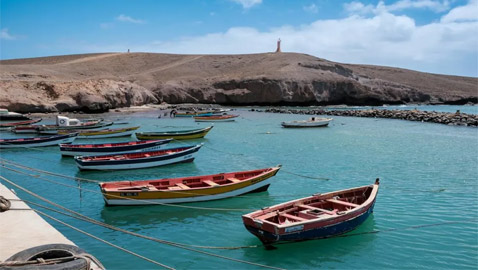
top-left (242, 179), bottom-right (380, 246)
top-left (99, 166), bottom-right (281, 205)
top-left (56, 126), bottom-right (140, 139)
top-left (0, 109), bottom-right (30, 121)
top-left (135, 126), bottom-right (213, 140)
top-left (0, 133), bottom-right (78, 148)
top-left (281, 117), bottom-right (333, 128)
top-left (75, 144), bottom-right (203, 170)
top-left (0, 118), bottom-right (42, 131)
top-left (60, 139), bottom-right (172, 156)
top-left (194, 115), bottom-right (238, 122)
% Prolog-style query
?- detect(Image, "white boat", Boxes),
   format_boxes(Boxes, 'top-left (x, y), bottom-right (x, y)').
top-left (281, 117), bottom-right (333, 128)
top-left (0, 109), bottom-right (30, 121)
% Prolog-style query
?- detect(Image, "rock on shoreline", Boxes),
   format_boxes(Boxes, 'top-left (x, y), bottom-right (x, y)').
top-left (256, 108), bottom-right (478, 127)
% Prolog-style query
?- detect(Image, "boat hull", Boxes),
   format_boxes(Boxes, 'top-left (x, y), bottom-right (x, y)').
top-left (75, 145), bottom-right (202, 170)
top-left (72, 127), bottom-right (138, 139)
top-left (104, 177), bottom-right (274, 205)
top-left (245, 201), bottom-right (375, 245)
top-left (0, 134), bottom-right (77, 148)
top-left (135, 126), bottom-right (213, 140)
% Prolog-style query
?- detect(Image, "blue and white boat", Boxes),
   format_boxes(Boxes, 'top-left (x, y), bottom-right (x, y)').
top-left (74, 144), bottom-right (203, 170)
top-left (59, 139), bottom-right (172, 156)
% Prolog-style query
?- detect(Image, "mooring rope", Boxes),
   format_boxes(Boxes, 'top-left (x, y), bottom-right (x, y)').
top-left (0, 176), bottom-right (284, 270)
top-left (33, 209), bottom-right (175, 270)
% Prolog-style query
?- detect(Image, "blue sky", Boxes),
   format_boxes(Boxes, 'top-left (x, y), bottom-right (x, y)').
top-left (1, 0), bottom-right (477, 77)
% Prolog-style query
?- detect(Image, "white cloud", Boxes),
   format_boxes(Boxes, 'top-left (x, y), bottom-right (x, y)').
top-left (303, 3), bottom-right (318, 13)
top-left (441, 0), bottom-right (478, 22)
top-left (231, 0), bottom-right (262, 9)
top-left (74, 1), bottom-right (477, 76)
top-left (345, 0), bottom-right (451, 15)
top-left (1, 28), bottom-right (17, 40)
top-left (387, 0), bottom-right (450, 12)
top-left (116, 14), bottom-right (145, 24)
top-left (344, 1), bottom-right (375, 15)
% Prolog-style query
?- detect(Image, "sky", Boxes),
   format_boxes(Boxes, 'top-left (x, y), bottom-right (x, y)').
top-left (1, 0), bottom-right (477, 77)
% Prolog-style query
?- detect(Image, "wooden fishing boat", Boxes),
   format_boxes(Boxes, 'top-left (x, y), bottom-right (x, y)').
top-left (38, 121), bottom-right (114, 134)
top-left (242, 179), bottom-right (380, 246)
top-left (0, 119), bottom-right (42, 131)
top-left (57, 126), bottom-right (140, 139)
top-left (0, 109), bottom-right (30, 121)
top-left (281, 117), bottom-right (333, 128)
top-left (175, 111), bottom-right (214, 117)
top-left (135, 126), bottom-right (213, 140)
top-left (60, 139), bottom-right (172, 156)
top-left (75, 144), bottom-right (203, 170)
top-left (194, 115), bottom-right (239, 122)
top-left (99, 166), bottom-right (281, 205)
top-left (13, 121), bottom-right (113, 134)
top-left (0, 133), bottom-right (78, 148)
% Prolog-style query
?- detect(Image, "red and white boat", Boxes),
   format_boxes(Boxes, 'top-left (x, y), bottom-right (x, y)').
top-left (0, 118), bottom-right (42, 130)
top-left (0, 133), bottom-right (78, 148)
top-left (242, 179), bottom-right (380, 246)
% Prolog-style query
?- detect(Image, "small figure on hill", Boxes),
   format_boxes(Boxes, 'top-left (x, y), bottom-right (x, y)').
top-left (127, 49), bottom-right (130, 53)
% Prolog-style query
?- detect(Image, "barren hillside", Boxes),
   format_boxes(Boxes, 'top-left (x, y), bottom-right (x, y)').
top-left (0, 52), bottom-right (476, 113)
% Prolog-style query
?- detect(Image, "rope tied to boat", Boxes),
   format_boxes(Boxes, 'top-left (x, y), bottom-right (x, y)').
top-left (0, 196), bottom-right (11, 212)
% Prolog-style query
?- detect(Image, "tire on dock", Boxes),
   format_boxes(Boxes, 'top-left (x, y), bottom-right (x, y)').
top-left (2, 243), bottom-right (102, 270)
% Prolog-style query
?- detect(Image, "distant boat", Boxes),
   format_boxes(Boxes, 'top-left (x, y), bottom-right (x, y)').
top-left (56, 126), bottom-right (140, 139)
top-left (0, 109), bottom-right (30, 121)
top-left (13, 117), bottom-right (112, 134)
top-left (242, 179), bottom-right (380, 246)
top-left (75, 144), bottom-right (203, 170)
top-left (0, 118), bottom-right (42, 130)
top-left (135, 126), bottom-right (213, 140)
top-left (281, 117), bottom-right (333, 128)
top-left (0, 133), bottom-right (78, 148)
top-left (99, 166), bottom-right (281, 205)
top-left (194, 115), bottom-right (239, 122)
top-left (59, 139), bottom-right (172, 156)
top-left (175, 111), bottom-right (214, 117)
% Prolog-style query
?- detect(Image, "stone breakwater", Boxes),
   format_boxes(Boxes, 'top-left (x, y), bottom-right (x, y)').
top-left (253, 108), bottom-right (478, 127)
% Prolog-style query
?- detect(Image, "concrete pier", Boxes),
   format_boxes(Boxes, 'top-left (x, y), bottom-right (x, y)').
top-left (0, 183), bottom-right (74, 261)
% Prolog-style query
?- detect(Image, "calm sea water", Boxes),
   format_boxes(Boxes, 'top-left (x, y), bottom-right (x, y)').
top-left (1, 107), bottom-right (477, 269)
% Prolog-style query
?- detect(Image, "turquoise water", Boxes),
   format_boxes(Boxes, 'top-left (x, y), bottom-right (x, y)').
top-left (1, 108), bottom-right (477, 269)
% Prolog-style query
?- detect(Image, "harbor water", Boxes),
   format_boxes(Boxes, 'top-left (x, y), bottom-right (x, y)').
top-left (0, 106), bottom-right (477, 269)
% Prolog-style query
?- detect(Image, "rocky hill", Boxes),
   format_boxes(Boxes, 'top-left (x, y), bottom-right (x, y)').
top-left (0, 52), bottom-right (476, 113)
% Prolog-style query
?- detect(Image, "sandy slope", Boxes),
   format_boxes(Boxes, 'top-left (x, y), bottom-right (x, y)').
top-left (0, 52), bottom-right (476, 112)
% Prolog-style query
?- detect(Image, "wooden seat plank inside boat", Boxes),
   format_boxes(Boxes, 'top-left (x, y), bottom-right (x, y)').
top-left (279, 213), bottom-right (308, 222)
top-left (326, 199), bottom-right (359, 208)
top-left (203, 180), bottom-right (219, 187)
top-left (296, 204), bottom-right (336, 215)
top-left (227, 177), bottom-right (241, 183)
top-left (175, 183), bottom-right (191, 189)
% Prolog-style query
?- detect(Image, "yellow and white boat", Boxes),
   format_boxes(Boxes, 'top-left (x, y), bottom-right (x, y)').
top-left (59, 126), bottom-right (140, 139)
top-left (99, 166), bottom-right (281, 205)
top-left (135, 126), bottom-right (213, 140)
